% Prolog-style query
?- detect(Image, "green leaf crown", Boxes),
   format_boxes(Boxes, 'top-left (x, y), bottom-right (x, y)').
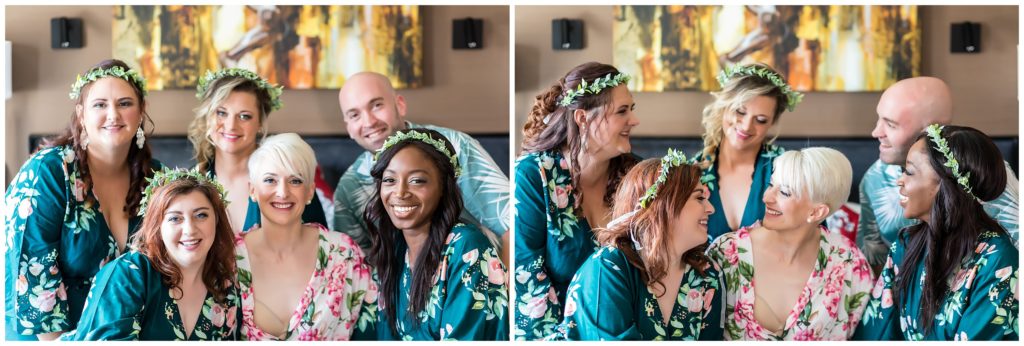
top-left (138, 167), bottom-right (230, 217)
top-left (374, 130), bottom-right (461, 177)
top-left (925, 124), bottom-right (978, 200)
top-left (558, 73), bottom-right (632, 107)
top-left (196, 68), bottom-right (283, 111)
top-left (717, 64), bottom-right (804, 112)
top-left (638, 148), bottom-right (690, 209)
top-left (69, 66), bottom-right (148, 100)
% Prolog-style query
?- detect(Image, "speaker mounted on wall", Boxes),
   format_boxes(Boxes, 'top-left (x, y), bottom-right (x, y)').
top-left (950, 21), bottom-right (980, 53)
top-left (552, 18), bottom-right (583, 50)
top-left (51, 17), bottom-right (84, 49)
top-left (453, 18), bottom-right (483, 49)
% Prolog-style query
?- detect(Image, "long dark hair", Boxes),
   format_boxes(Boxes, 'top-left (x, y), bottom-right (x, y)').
top-left (594, 158), bottom-right (710, 296)
top-left (521, 61), bottom-right (639, 209)
top-left (130, 176), bottom-right (237, 304)
top-left (893, 125), bottom-right (1007, 334)
top-left (363, 129), bottom-right (463, 334)
top-left (40, 59), bottom-right (155, 216)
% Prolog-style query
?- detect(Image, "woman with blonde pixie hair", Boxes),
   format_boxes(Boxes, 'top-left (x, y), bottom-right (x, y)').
top-left (556, 150), bottom-right (722, 340)
top-left (707, 147), bottom-right (873, 340)
top-left (695, 64), bottom-right (803, 242)
top-left (188, 68), bottom-right (326, 233)
top-left (233, 133), bottom-right (374, 340)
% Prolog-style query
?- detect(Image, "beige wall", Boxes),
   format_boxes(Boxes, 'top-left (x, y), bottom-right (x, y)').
top-left (515, 5), bottom-right (1019, 151)
top-left (5, 5), bottom-right (510, 165)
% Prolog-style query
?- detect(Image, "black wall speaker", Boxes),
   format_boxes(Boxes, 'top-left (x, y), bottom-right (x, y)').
top-left (951, 22), bottom-right (980, 53)
top-left (552, 19), bottom-right (583, 50)
top-left (51, 17), bottom-right (84, 49)
top-left (453, 18), bottom-right (483, 49)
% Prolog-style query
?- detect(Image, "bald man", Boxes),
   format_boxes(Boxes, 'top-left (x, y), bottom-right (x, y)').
top-left (857, 77), bottom-right (1019, 271)
top-left (334, 72), bottom-right (510, 262)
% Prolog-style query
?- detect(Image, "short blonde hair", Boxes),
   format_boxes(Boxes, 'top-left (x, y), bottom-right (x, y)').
top-left (248, 133), bottom-right (316, 184)
top-left (771, 147), bottom-right (852, 217)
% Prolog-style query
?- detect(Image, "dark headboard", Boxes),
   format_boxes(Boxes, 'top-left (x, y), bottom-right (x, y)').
top-left (627, 136), bottom-right (1019, 203)
top-left (29, 134), bottom-right (511, 187)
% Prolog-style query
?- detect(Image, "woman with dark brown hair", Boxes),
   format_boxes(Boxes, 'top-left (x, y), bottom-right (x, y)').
top-left (62, 169), bottom-right (239, 340)
top-left (513, 61), bottom-right (640, 339)
top-left (556, 150), bottom-right (722, 340)
top-left (4, 59), bottom-right (160, 340)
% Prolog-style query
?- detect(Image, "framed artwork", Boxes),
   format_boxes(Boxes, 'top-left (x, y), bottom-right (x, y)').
top-left (113, 5), bottom-right (422, 90)
top-left (613, 5), bottom-right (920, 92)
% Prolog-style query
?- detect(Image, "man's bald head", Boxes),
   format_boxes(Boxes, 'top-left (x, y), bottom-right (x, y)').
top-left (872, 77), bottom-right (954, 165)
top-left (339, 72), bottom-right (408, 151)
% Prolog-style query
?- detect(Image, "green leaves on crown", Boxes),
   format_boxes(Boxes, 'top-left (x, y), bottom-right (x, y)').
top-left (374, 130), bottom-right (462, 178)
top-left (69, 66), bottom-right (148, 100)
top-left (638, 148), bottom-right (689, 209)
top-left (138, 167), bottom-right (230, 217)
top-left (196, 68), bottom-right (283, 111)
top-left (925, 124), bottom-right (977, 199)
top-left (717, 64), bottom-right (804, 112)
top-left (558, 73), bottom-right (631, 107)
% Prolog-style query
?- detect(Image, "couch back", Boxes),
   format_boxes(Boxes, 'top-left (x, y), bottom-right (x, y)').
top-left (29, 134), bottom-right (511, 187)
top-left (627, 136), bottom-right (1019, 203)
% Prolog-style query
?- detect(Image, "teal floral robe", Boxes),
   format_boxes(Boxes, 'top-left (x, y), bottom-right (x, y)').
top-left (556, 246), bottom-right (723, 340)
top-left (60, 252), bottom-right (238, 340)
top-left (514, 151), bottom-right (638, 340)
top-left (203, 161), bottom-right (327, 232)
top-left (373, 223), bottom-right (509, 340)
top-left (693, 144), bottom-right (784, 242)
top-left (855, 230), bottom-right (1019, 340)
top-left (4, 146), bottom-right (161, 339)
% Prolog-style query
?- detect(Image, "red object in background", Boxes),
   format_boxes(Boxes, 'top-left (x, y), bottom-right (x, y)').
top-left (826, 203), bottom-right (860, 244)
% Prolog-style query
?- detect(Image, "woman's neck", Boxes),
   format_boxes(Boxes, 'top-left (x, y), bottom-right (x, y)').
top-left (402, 225), bottom-right (430, 270)
top-left (86, 145), bottom-right (131, 176)
top-left (716, 142), bottom-right (759, 171)
top-left (569, 149), bottom-right (611, 188)
top-left (759, 224), bottom-right (820, 265)
top-left (214, 148), bottom-right (254, 177)
top-left (257, 220), bottom-right (306, 259)
top-left (177, 262), bottom-right (206, 296)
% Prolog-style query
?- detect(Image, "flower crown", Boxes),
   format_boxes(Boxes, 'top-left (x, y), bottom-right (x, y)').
top-left (69, 66), bottom-right (148, 100)
top-left (716, 64), bottom-right (804, 112)
top-left (138, 167), bottom-right (230, 217)
top-left (925, 124), bottom-right (977, 200)
top-left (558, 72), bottom-right (632, 107)
top-left (196, 68), bottom-right (283, 111)
top-left (374, 130), bottom-right (461, 177)
top-left (638, 148), bottom-right (690, 209)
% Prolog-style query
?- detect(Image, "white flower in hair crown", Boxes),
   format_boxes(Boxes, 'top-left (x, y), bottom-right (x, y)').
top-left (925, 124), bottom-right (977, 200)
top-left (138, 167), bottom-right (230, 217)
top-left (69, 66), bottom-right (147, 100)
top-left (558, 73), bottom-right (631, 107)
top-left (638, 148), bottom-right (690, 209)
top-left (717, 64), bottom-right (803, 112)
top-left (375, 130), bottom-right (462, 177)
top-left (196, 68), bottom-right (284, 111)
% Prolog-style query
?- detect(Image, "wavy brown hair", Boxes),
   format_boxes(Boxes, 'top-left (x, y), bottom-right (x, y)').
top-left (40, 59), bottom-right (155, 216)
top-left (893, 126), bottom-right (1008, 335)
top-left (363, 129), bottom-right (463, 335)
top-left (594, 158), bottom-right (711, 297)
top-left (130, 176), bottom-right (237, 304)
top-left (698, 63), bottom-right (789, 168)
top-left (189, 75), bottom-right (273, 172)
top-left (521, 61), bottom-right (638, 209)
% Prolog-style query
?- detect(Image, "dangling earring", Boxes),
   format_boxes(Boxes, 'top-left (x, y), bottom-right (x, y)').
top-left (135, 123), bottom-right (146, 149)
top-left (306, 199), bottom-right (312, 205)
top-left (629, 228), bottom-right (643, 250)
top-left (580, 124), bottom-right (588, 153)
top-left (80, 134), bottom-right (90, 150)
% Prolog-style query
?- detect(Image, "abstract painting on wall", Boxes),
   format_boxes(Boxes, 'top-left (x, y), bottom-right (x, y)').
top-left (613, 5), bottom-right (920, 92)
top-left (113, 5), bottom-right (422, 90)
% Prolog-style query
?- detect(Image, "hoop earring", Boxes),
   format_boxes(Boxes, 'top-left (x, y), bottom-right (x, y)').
top-left (135, 124), bottom-right (146, 149)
